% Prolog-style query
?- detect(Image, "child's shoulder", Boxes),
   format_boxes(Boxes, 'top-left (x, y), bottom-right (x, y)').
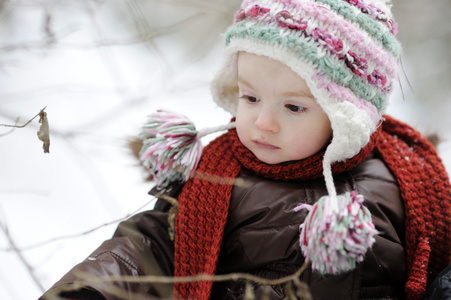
top-left (349, 151), bottom-right (397, 183)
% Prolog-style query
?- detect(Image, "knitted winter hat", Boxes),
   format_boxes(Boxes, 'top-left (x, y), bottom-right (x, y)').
top-left (211, 0), bottom-right (401, 202)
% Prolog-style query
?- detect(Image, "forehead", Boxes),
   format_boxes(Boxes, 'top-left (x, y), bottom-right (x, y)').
top-left (237, 52), bottom-right (314, 97)
top-left (237, 51), bottom-right (287, 72)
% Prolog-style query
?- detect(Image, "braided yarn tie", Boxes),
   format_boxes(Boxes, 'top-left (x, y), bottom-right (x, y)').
top-left (139, 110), bottom-right (203, 188)
top-left (295, 191), bottom-right (377, 274)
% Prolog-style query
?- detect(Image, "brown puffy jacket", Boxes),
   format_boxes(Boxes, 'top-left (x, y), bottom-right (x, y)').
top-left (41, 152), bottom-right (406, 300)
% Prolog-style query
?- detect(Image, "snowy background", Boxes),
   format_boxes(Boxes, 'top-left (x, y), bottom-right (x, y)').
top-left (0, 1), bottom-right (450, 299)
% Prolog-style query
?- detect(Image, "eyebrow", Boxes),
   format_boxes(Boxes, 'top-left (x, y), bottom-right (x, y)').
top-left (282, 90), bottom-right (314, 98)
top-left (237, 76), bottom-right (255, 90)
top-left (237, 76), bottom-right (314, 99)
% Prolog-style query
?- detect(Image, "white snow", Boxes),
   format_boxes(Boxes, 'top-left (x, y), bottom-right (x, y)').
top-left (0, 2), bottom-right (449, 300)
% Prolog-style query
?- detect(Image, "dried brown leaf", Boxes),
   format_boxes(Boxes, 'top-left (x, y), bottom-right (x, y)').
top-left (37, 109), bottom-right (50, 153)
top-left (128, 137), bottom-right (143, 159)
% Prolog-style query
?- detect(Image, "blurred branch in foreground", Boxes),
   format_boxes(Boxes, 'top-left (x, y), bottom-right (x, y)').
top-left (44, 260), bottom-right (312, 300)
top-left (0, 210), bottom-right (45, 292)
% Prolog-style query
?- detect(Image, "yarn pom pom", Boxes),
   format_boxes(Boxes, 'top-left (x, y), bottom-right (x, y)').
top-left (139, 110), bottom-right (203, 188)
top-left (294, 191), bottom-right (377, 274)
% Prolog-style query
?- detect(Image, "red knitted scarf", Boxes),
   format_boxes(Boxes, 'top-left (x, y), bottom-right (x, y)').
top-left (173, 115), bottom-right (450, 300)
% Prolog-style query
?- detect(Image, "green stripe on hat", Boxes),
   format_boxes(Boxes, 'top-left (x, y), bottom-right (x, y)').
top-left (316, 0), bottom-right (401, 57)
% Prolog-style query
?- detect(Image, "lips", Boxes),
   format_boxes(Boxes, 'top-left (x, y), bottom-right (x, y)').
top-left (252, 140), bottom-right (280, 150)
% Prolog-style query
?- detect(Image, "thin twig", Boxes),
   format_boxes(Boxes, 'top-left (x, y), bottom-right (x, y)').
top-left (0, 118), bottom-right (18, 137)
top-left (4, 197), bottom-right (157, 252)
top-left (0, 106), bottom-right (46, 129)
top-left (53, 259), bottom-right (311, 297)
top-left (0, 10), bottom-right (208, 52)
top-left (0, 212), bottom-right (45, 292)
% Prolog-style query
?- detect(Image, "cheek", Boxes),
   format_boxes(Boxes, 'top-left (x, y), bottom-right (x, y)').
top-left (235, 103), bottom-right (250, 140)
top-left (288, 116), bottom-right (332, 156)
top-left (318, 115), bottom-right (333, 143)
top-left (310, 118), bottom-right (333, 151)
top-left (236, 118), bottom-right (245, 140)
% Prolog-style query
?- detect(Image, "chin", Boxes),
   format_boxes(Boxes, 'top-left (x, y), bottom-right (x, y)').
top-left (253, 153), bottom-right (284, 165)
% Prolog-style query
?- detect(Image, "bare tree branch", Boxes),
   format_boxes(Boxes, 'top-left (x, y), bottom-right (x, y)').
top-left (0, 209), bottom-right (45, 292)
top-left (3, 196), bottom-right (157, 252)
top-left (0, 118), bottom-right (18, 137)
top-left (47, 260), bottom-right (312, 300)
top-left (0, 106), bottom-right (46, 129)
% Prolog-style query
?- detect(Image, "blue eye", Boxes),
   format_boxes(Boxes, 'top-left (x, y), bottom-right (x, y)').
top-left (285, 104), bottom-right (305, 112)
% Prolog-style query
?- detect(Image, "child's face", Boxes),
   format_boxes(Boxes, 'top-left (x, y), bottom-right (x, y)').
top-left (236, 52), bottom-right (332, 164)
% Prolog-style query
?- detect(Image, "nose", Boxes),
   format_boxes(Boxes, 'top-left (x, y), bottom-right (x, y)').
top-left (254, 107), bottom-right (280, 133)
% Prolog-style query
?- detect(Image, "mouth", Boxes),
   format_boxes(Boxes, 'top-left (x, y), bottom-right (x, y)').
top-left (252, 140), bottom-right (280, 150)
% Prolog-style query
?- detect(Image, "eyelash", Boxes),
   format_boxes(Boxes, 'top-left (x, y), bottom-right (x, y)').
top-left (240, 95), bottom-right (259, 103)
top-left (285, 104), bottom-right (306, 113)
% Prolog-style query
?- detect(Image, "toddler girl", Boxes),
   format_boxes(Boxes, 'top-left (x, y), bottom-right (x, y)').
top-left (41, 0), bottom-right (450, 299)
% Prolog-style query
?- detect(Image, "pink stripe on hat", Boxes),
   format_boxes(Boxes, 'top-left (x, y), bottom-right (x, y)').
top-left (312, 71), bottom-right (380, 124)
top-left (300, 2), bottom-right (398, 78)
